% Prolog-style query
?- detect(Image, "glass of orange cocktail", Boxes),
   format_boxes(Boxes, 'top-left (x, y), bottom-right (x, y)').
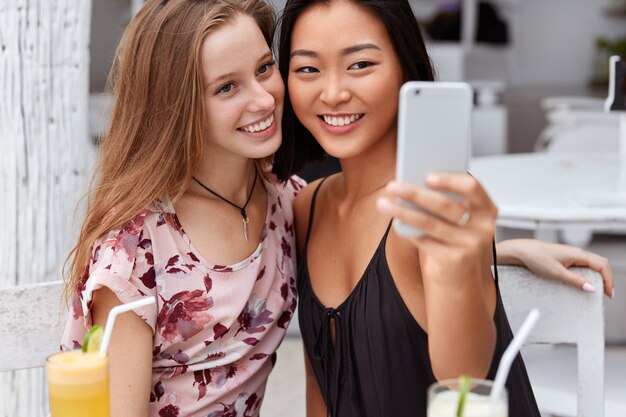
top-left (46, 350), bottom-right (110, 417)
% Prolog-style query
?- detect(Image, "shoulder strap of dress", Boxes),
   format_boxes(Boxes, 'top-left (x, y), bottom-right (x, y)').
top-left (492, 239), bottom-right (499, 286)
top-left (303, 177), bottom-right (329, 249)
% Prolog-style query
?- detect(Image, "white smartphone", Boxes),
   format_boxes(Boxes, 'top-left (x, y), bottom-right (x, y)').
top-left (394, 81), bottom-right (473, 237)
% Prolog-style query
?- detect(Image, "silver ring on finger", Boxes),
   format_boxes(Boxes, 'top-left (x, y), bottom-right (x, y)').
top-left (458, 211), bottom-right (471, 226)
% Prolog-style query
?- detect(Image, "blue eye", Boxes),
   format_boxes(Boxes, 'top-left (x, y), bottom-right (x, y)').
top-left (349, 61), bottom-right (373, 70)
top-left (216, 83), bottom-right (235, 94)
top-left (257, 61), bottom-right (275, 75)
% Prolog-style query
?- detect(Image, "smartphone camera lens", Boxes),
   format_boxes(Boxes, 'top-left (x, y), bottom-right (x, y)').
top-left (414, 89), bottom-right (421, 95)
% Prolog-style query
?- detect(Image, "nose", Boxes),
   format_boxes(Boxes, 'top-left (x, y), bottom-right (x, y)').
top-left (247, 80), bottom-right (275, 113)
top-left (320, 75), bottom-right (351, 107)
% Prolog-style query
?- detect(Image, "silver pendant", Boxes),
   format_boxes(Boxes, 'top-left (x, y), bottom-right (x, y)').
top-left (243, 217), bottom-right (250, 241)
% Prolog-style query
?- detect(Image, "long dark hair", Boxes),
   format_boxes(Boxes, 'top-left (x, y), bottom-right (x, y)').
top-left (272, 0), bottom-right (435, 181)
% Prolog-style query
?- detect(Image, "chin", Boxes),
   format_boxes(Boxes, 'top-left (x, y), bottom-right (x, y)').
top-left (248, 134), bottom-right (282, 160)
top-left (313, 134), bottom-right (366, 160)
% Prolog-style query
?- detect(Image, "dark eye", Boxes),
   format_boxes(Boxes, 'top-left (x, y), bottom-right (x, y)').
top-left (349, 61), bottom-right (373, 70)
top-left (257, 60), bottom-right (275, 75)
top-left (295, 66), bottom-right (319, 74)
top-left (216, 83), bottom-right (235, 95)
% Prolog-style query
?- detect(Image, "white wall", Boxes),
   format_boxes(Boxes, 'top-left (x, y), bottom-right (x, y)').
top-left (514, 0), bottom-right (624, 86)
top-left (0, 2), bottom-right (93, 416)
top-left (417, 0), bottom-right (624, 87)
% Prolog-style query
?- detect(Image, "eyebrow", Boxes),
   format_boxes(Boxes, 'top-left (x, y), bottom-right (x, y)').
top-left (208, 72), bottom-right (237, 88)
top-left (290, 43), bottom-right (381, 58)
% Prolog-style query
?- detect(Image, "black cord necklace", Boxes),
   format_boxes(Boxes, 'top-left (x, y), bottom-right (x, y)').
top-left (192, 170), bottom-right (258, 241)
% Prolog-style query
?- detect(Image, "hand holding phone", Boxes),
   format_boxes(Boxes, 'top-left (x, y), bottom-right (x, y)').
top-left (377, 81), bottom-right (497, 291)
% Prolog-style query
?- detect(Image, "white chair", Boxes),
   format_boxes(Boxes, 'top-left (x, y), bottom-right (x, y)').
top-left (0, 280), bottom-right (66, 372)
top-left (534, 96), bottom-right (620, 153)
top-left (498, 265), bottom-right (626, 417)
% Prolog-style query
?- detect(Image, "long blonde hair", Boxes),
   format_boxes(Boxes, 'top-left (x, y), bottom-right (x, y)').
top-left (65, 0), bottom-right (276, 298)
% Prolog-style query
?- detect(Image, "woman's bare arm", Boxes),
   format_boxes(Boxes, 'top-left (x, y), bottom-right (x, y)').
top-left (92, 287), bottom-right (153, 417)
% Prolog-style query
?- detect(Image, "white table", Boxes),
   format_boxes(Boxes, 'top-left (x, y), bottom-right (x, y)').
top-left (470, 152), bottom-right (626, 233)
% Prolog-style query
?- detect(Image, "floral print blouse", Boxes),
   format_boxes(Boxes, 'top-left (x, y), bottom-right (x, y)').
top-left (61, 175), bottom-right (305, 417)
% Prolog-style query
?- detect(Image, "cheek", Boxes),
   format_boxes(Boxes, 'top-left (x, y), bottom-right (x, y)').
top-left (286, 76), bottom-right (299, 109)
top-left (287, 78), bottom-right (311, 120)
top-left (371, 73), bottom-right (401, 119)
top-left (204, 99), bottom-right (238, 133)
top-left (374, 72), bottom-right (400, 105)
top-left (203, 100), bottom-right (217, 128)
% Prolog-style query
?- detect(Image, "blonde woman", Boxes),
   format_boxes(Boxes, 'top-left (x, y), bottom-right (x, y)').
top-left (62, 1), bottom-right (303, 416)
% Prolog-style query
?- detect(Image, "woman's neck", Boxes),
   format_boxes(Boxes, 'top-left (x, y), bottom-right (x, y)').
top-left (191, 155), bottom-right (257, 204)
top-left (337, 134), bottom-right (397, 204)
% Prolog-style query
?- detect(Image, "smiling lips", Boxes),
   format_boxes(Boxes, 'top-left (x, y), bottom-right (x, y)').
top-left (240, 113), bottom-right (275, 133)
top-left (321, 113), bottom-right (363, 127)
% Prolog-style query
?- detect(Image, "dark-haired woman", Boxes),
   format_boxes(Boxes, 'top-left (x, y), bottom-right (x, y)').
top-left (271, 1), bottom-right (611, 416)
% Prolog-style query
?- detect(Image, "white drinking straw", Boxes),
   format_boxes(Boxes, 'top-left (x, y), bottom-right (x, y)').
top-left (99, 296), bottom-right (156, 355)
top-left (489, 308), bottom-right (541, 405)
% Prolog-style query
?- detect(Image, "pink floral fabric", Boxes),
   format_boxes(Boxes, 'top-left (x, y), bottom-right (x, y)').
top-left (61, 175), bottom-right (305, 417)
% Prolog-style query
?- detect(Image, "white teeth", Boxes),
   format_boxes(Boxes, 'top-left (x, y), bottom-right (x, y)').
top-left (322, 114), bottom-right (361, 127)
top-left (242, 114), bottom-right (274, 133)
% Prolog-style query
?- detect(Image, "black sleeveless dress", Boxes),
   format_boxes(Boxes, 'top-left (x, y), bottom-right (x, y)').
top-left (297, 179), bottom-right (541, 417)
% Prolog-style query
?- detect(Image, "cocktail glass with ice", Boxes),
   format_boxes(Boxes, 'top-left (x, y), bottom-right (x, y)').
top-left (427, 378), bottom-right (507, 417)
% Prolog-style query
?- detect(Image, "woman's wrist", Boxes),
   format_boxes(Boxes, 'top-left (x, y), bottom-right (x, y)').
top-left (495, 239), bottom-right (530, 266)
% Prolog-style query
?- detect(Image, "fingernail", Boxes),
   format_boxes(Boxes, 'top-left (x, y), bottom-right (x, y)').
top-left (582, 282), bottom-right (596, 293)
top-left (611, 288), bottom-right (615, 299)
top-left (376, 197), bottom-right (394, 213)
top-left (426, 173), bottom-right (441, 185)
